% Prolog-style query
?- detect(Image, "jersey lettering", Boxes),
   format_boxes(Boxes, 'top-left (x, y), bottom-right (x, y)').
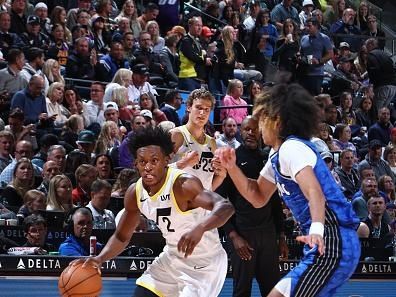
top-left (160, 194), bottom-right (170, 201)
top-left (192, 151), bottom-right (214, 172)
top-left (156, 207), bottom-right (175, 232)
top-left (276, 182), bottom-right (291, 196)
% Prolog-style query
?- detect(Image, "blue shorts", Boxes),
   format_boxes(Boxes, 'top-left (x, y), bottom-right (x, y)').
top-left (275, 226), bottom-right (360, 297)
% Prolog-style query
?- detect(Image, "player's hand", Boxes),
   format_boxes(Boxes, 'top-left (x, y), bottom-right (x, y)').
top-left (231, 234), bottom-right (253, 261)
top-left (296, 234), bottom-right (325, 256)
top-left (215, 147), bottom-right (236, 170)
top-left (212, 157), bottom-right (226, 178)
top-left (181, 151), bottom-right (200, 168)
top-left (177, 224), bottom-right (205, 258)
top-left (70, 257), bottom-right (102, 275)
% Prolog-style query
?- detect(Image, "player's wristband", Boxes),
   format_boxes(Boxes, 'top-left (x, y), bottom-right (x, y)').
top-left (309, 222), bottom-right (324, 237)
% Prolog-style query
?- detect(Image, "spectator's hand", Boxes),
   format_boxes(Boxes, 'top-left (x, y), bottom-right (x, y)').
top-left (296, 234), bottom-right (325, 255)
top-left (231, 233), bottom-right (253, 261)
top-left (49, 114), bottom-right (57, 121)
top-left (205, 57), bottom-right (212, 66)
top-left (235, 62), bottom-right (244, 69)
top-left (177, 224), bottom-right (205, 258)
top-left (22, 124), bottom-right (36, 135)
top-left (38, 113), bottom-right (48, 121)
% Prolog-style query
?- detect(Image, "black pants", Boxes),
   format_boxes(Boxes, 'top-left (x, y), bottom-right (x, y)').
top-left (230, 229), bottom-right (280, 297)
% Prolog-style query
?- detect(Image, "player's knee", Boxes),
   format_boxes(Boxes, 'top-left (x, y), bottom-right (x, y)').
top-left (133, 285), bottom-right (159, 297)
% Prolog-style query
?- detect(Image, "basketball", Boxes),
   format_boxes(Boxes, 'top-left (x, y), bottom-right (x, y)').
top-left (58, 262), bottom-right (102, 297)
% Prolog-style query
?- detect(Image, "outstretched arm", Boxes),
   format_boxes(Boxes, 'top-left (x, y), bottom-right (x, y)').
top-left (173, 174), bottom-right (235, 257)
top-left (217, 147), bottom-right (277, 208)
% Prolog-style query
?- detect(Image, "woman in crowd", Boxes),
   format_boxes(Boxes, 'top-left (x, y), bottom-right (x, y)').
top-left (94, 121), bottom-right (121, 155)
top-left (110, 86), bottom-right (133, 122)
top-left (115, 0), bottom-right (141, 36)
top-left (17, 190), bottom-right (46, 222)
top-left (378, 174), bottom-right (396, 204)
top-left (247, 80), bottom-right (263, 105)
top-left (324, 0), bottom-right (346, 25)
top-left (146, 20), bottom-right (164, 53)
top-left (274, 18), bottom-right (299, 80)
top-left (355, 93), bottom-right (376, 128)
top-left (332, 123), bottom-right (358, 156)
top-left (253, 9), bottom-right (278, 62)
top-left (220, 79), bottom-right (248, 124)
top-left (139, 92), bottom-right (167, 125)
top-left (61, 86), bottom-right (81, 117)
top-left (61, 115), bottom-right (85, 150)
top-left (383, 145), bottom-right (396, 175)
top-left (91, 15), bottom-right (111, 55)
top-left (46, 175), bottom-right (74, 212)
top-left (354, 45), bottom-right (368, 81)
top-left (104, 68), bottom-right (133, 102)
top-left (337, 91), bottom-right (357, 125)
top-left (42, 59), bottom-right (65, 86)
top-left (356, 1), bottom-right (370, 32)
top-left (93, 154), bottom-right (115, 180)
top-left (220, 4), bottom-right (233, 25)
top-left (72, 164), bottom-right (98, 206)
top-left (313, 122), bottom-right (335, 152)
top-left (1, 158), bottom-right (35, 210)
top-left (111, 168), bottom-right (139, 198)
top-left (50, 6), bottom-right (72, 44)
top-left (46, 82), bottom-right (67, 128)
top-left (47, 23), bottom-right (70, 67)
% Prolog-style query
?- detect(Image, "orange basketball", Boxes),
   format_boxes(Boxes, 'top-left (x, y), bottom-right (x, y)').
top-left (58, 262), bottom-right (102, 297)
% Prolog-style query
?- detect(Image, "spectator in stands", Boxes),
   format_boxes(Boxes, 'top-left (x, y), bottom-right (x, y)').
top-left (246, 80), bottom-right (263, 106)
top-left (384, 145), bottom-right (396, 175)
top-left (352, 177), bottom-right (378, 221)
top-left (94, 121), bottom-right (120, 155)
top-left (17, 190), bottom-right (45, 222)
top-left (330, 8), bottom-right (361, 53)
top-left (242, 1), bottom-right (261, 32)
top-left (274, 18), bottom-right (300, 80)
top-left (46, 82), bottom-right (67, 128)
top-left (66, 37), bottom-right (97, 80)
top-left (42, 58), bottom-right (65, 86)
top-left (363, 14), bottom-right (385, 51)
top-left (103, 68), bottom-right (133, 103)
top-left (178, 16), bottom-right (209, 91)
top-left (359, 139), bottom-right (395, 182)
top-left (138, 92), bottom-right (167, 125)
top-left (46, 145), bottom-right (66, 173)
top-left (20, 47), bottom-right (46, 86)
top-left (145, 20), bottom-right (164, 54)
top-left (216, 117), bottom-right (240, 149)
top-left (59, 207), bottom-right (103, 256)
top-left (220, 79), bottom-right (248, 124)
top-left (111, 168), bottom-right (138, 198)
top-left (50, 6), bottom-right (71, 44)
top-left (330, 55), bottom-right (360, 103)
top-left (332, 123), bottom-right (358, 156)
top-left (36, 160), bottom-right (60, 195)
top-left (1, 157), bottom-right (34, 210)
top-left (354, 44), bottom-right (368, 81)
top-left (0, 140), bottom-right (42, 185)
top-left (86, 179), bottom-right (116, 229)
top-left (46, 174), bottom-right (74, 212)
top-left (115, 0), bottom-right (141, 37)
top-left (21, 15), bottom-right (50, 52)
top-left (9, 0), bottom-right (27, 35)
top-left (270, 0), bottom-right (300, 30)
top-left (128, 63), bottom-right (158, 102)
top-left (112, 17), bottom-right (131, 42)
top-left (118, 115), bottom-right (147, 168)
top-left (122, 31), bottom-right (136, 65)
top-left (84, 82), bottom-right (106, 127)
top-left (312, 8), bottom-right (330, 36)
top-left (93, 154), bottom-right (115, 180)
top-left (335, 149), bottom-right (360, 198)
top-left (253, 9), bottom-right (278, 62)
top-left (0, 11), bottom-right (23, 59)
top-left (0, 130), bottom-right (14, 172)
top-left (378, 174), bottom-right (395, 204)
top-left (31, 133), bottom-right (59, 169)
top-left (33, 2), bottom-right (50, 37)
top-left (159, 90), bottom-right (182, 127)
top-left (137, 2), bottom-right (159, 30)
top-left (356, 1), bottom-right (370, 32)
top-left (159, 34), bottom-right (180, 86)
top-left (91, 15), bottom-right (111, 55)
top-left (75, 130), bottom-right (97, 162)
top-left (336, 91), bottom-right (356, 125)
top-left (355, 94), bottom-right (376, 129)
top-left (0, 48), bottom-right (26, 99)
top-left (365, 38), bottom-right (396, 110)
top-left (22, 214), bottom-right (55, 252)
top-left (72, 164), bottom-right (98, 207)
top-left (97, 41), bottom-right (129, 82)
top-left (299, 17), bottom-right (333, 96)
top-left (368, 107), bottom-right (393, 146)
top-left (133, 31), bottom-right (163, 77)
top-left (299, 0), bottom-right (315, 30)
top-left (11, 74), bottom-right (48, 125)
top-left (6, 109), bottom-right (39, 152)
top-left (66, 1), bottom-right (92, 31)
top-left (103, 100), bottom-right (126, 128)
top-left (46, 23), bottom-right (69, 67)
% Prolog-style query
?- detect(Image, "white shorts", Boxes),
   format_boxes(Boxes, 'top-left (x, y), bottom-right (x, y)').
top-left (136, 248), bottom-right (228, 297)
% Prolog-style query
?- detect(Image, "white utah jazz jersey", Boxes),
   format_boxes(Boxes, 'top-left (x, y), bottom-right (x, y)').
top-left (135, 168), bottom-right (222, 259)
top-left (172, 125), bottom-right (215, 190)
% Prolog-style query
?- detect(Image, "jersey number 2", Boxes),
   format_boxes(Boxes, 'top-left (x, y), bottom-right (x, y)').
top-left (156, 207), bottom-right (175, 232)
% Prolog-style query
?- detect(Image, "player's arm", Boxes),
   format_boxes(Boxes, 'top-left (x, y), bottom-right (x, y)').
top-left (217, 147), bottom-right (277, 208)
top-left (173, 174), bottom-right (235, 257)
top-left (169, 128), bottom-right (199, 169)
top-left (82, 184), bottom-right (141, 268)
top-left (294, 166), bottom-right (326, 255)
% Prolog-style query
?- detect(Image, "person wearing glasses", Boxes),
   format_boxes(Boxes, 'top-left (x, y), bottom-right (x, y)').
top-left (84, 82), bottom-right (106, 127)
top-left (362, 15), bottom-right (385, 50)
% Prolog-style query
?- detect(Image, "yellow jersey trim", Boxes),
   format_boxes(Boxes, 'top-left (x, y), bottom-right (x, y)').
top-left (136, 279), bottom-right (165, 297)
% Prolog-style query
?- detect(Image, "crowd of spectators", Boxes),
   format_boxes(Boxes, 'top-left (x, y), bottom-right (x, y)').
top-left (0, 0), bottom-right (395, 260)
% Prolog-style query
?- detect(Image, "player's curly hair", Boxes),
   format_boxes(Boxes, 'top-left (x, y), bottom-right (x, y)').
top-left (129, 127), bottom-right (174, 158)
top-left (185, 87), bottom-right (215, 110)
top-left (253, 83), bottom-right (320, 140)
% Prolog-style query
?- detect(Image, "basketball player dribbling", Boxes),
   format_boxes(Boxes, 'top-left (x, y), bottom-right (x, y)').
top-left (218, 84), bottom-right (361, 297)
top-left (78, 127), bottom-right (234, 297)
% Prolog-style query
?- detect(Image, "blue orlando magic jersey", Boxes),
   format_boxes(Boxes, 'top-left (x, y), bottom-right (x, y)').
top-left (270, 136), bottom-right (359, 234)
